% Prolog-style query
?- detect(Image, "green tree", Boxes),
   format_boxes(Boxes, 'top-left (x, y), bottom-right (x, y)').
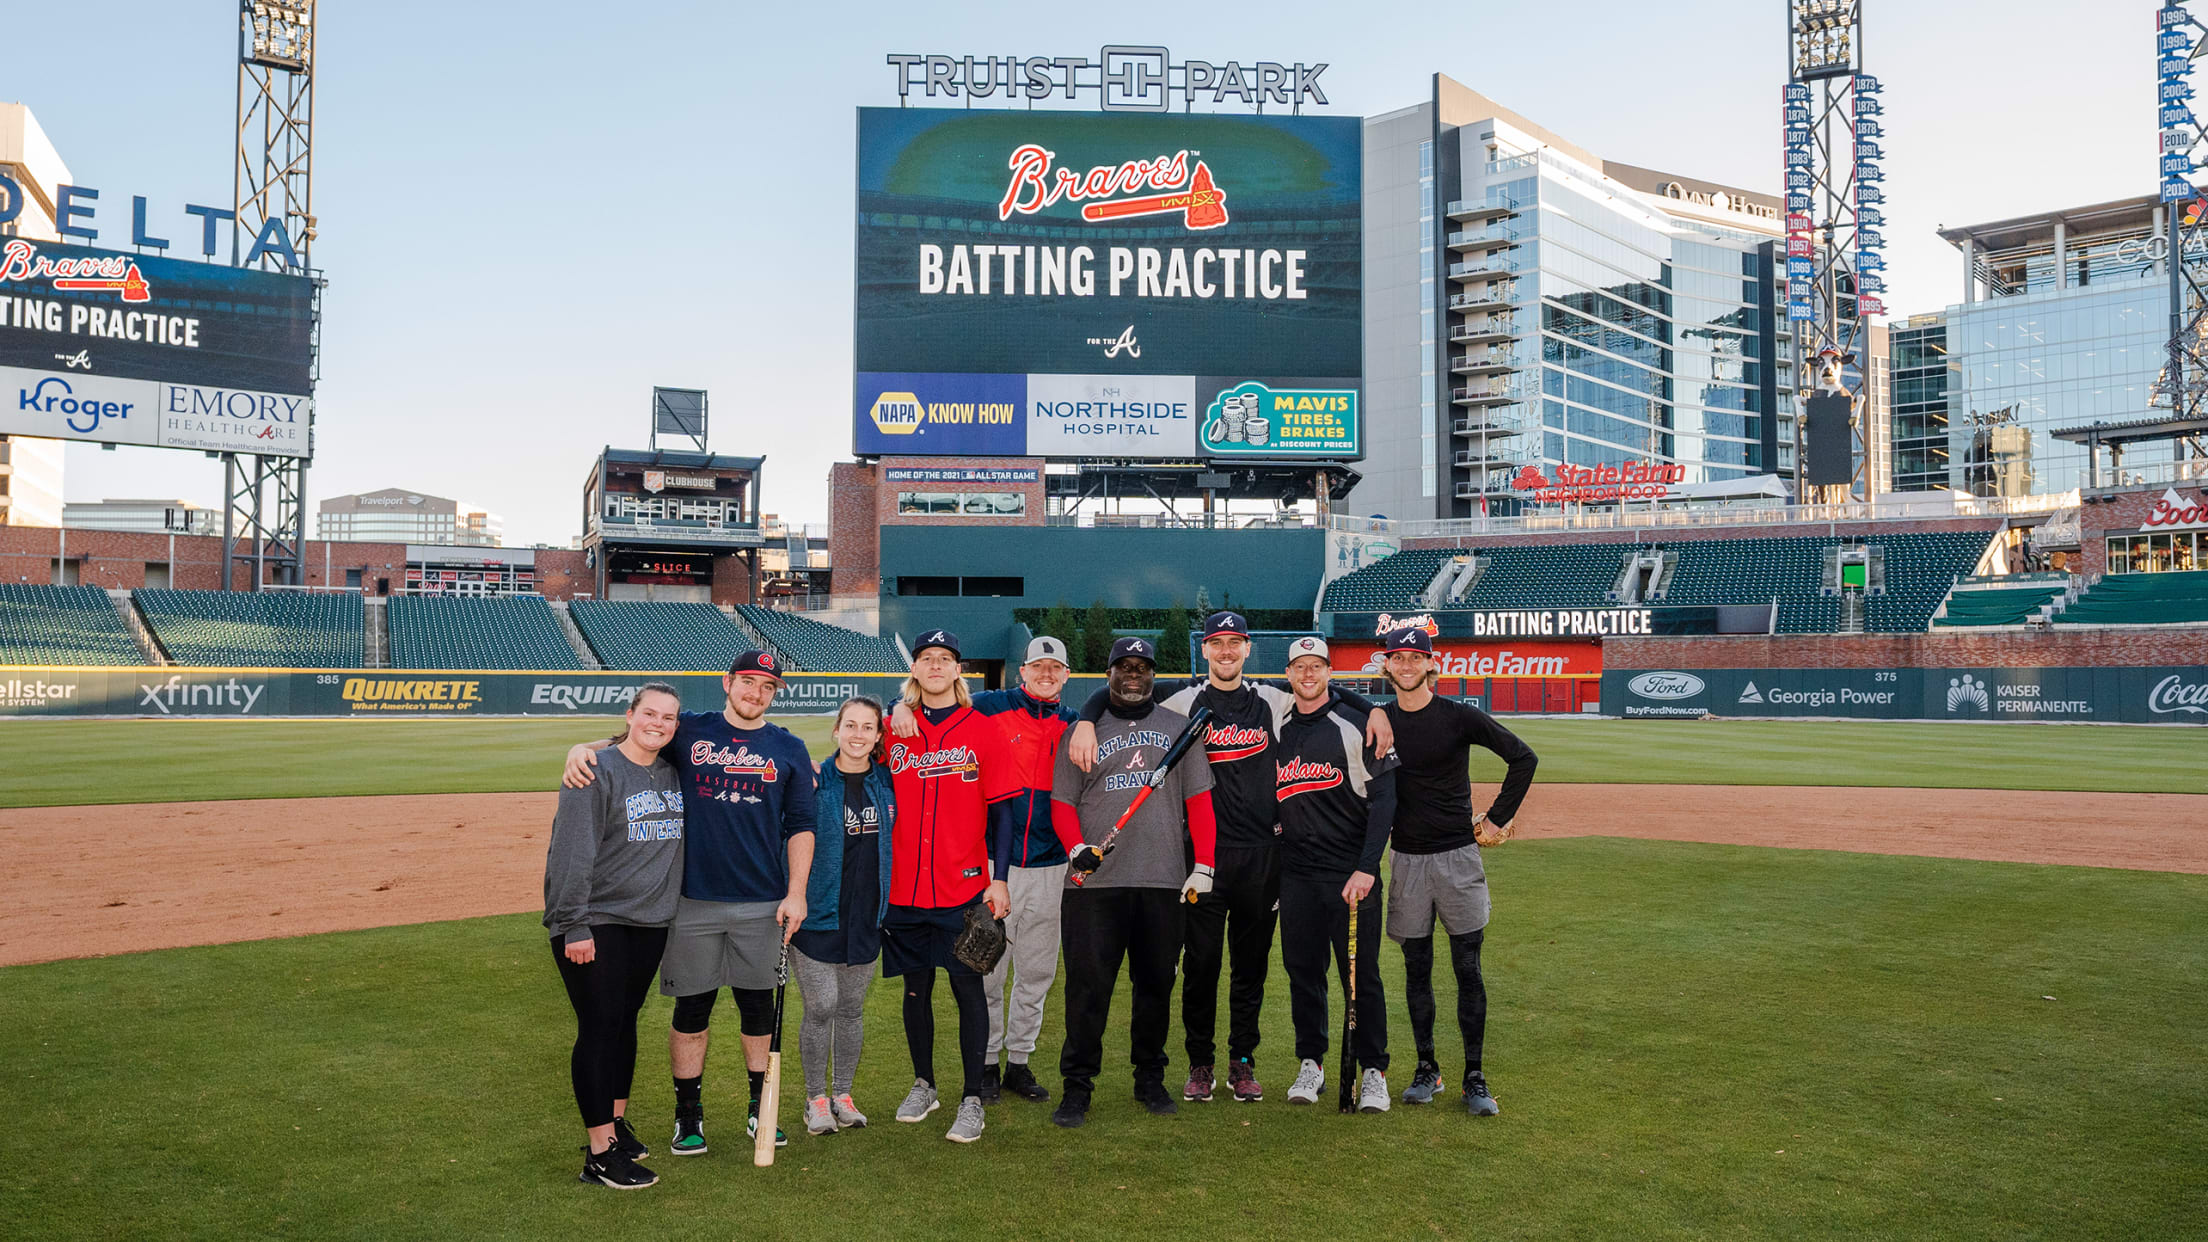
top-left (1039, 601), bottom-right (1079, 661)
top-left (1153, 601), bottom-right (1193, 675)
top-left (1193, 585), bottom-right (1213, 617)
top-left (1080, 599), bottom-right (1115, 673)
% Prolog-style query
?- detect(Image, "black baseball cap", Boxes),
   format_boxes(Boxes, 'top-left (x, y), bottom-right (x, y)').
top-left (1202, 611), bottom-right (1249, 639)
top-left (728, 649), bottom-right (784, 681)
top-left (1108, 636), bottom-right (1157, 667)
top-left (912, 629), bottom-right (961, 660)
top-left (1384, 627), bottom-right (1434, 655)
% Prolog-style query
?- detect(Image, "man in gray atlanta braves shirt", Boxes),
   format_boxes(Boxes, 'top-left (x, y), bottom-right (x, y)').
top-left (1047, 636), bottom-right (1219, 1128)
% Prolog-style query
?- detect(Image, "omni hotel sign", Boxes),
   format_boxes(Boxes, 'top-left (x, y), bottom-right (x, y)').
top-left (886, 48), bottom-right (1332, 111)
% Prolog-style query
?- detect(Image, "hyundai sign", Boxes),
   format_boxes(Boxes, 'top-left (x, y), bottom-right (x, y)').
top-left (853, 107), bottom-right (1361, 460)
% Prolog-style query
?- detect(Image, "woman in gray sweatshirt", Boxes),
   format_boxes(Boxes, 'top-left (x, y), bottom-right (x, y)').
top-left (544, 682), bottom-right (687, 1190)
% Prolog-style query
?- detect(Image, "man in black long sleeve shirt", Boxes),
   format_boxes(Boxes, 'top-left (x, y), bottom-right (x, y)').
top-left (1269, 637), bottom-right (1397, 1114)
top-left (1377, 626), bottom-right (1538, 1117)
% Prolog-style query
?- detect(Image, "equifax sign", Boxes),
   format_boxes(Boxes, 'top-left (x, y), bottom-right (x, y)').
top-left (2140, 488), bottom-right (2208, 531)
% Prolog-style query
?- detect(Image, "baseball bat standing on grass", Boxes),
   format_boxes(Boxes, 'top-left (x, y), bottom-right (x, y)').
top-left (753, 946), bottom-right (789, 1167)
top-left (1338, 903), bottom-right (1359, 1113)
top-left (1069, 705), bottom-right (1214, 889)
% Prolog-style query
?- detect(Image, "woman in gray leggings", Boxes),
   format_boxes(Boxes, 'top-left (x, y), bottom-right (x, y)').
top-left (789, 696), bottom-right (897, 1134)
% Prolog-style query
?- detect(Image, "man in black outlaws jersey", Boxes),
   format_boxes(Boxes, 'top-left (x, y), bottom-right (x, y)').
top-left (1269, 636), bottom-right (1397, 1115)
top-left (1066, 611), bottom-right (1394, 1104)
top-left (1377, 626), bottom-right (1537, 1117)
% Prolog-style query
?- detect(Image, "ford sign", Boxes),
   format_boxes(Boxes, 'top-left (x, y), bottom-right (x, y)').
top-left (1628, 671), bottom-right (1706, 700)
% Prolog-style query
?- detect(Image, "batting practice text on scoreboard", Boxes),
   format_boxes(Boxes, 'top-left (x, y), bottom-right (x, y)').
top-left (917, 244), bottom-right (1308, 300)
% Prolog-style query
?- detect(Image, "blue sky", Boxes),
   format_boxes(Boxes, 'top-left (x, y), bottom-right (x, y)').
top-left (6, 0), bottom-right (2155, 543)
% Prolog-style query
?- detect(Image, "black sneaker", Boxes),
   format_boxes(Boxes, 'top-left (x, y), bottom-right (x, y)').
top-left (1134, 1078), bottom-right (1179, 1116)
top-left (670, 1104), bottom-right (707, 1156)
top-left (1464, 1072), bottom-right (1501, 1117)
top-left (747, 1106), bottom-right (789, 1148)
top-left (610, 1115), bottom-right (648, 1160)
top-left (579, 1145), bottom-right (658, 1190)
top-left (1051, 1088), bottom-right (1091, 1129)
top-left (978, 1063), bottom-right (1002, 1104)
top-left (1002, 1061), bottom-right (1051, 1102)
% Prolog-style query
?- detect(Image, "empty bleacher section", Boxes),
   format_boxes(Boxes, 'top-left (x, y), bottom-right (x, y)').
top-left (387, 597), bottom-right (584, 670)
top-left (135, 589), bottom-right (364, 668)
top-left (1321, 529), bottom-right (1997, 634)
top-left (1933, 578), bottom-right (2069, 628)
top-left (735, 605), bottom-right (906, 672)
top-left (2056, 570), bottom-right (2208, 626)
top-left (569, 600), bottom-right (751, 671)
top-left (0, 585), bottom-right (145, 666)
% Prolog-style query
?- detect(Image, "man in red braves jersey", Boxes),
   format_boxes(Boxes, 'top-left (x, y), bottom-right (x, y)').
top-left (1269, 637), bottom-right (1397, 1115)
top-left (1065, 611), bottom-right (1393, 1104)
top-left (888, 634), bottom-right (1078, 1104)
top-left (562, 650), bottom-right (816, 1155)
top-left (882, 630), bottom-right (1011, 1144)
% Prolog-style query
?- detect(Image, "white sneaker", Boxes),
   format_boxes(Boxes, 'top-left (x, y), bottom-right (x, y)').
top-left (1358, 1067), bottom-right (1391, 1113)
top-left (1287, 1058), bottom-right (1325, 1105)
top-left (895, 1078), bottom-right (939, 1123)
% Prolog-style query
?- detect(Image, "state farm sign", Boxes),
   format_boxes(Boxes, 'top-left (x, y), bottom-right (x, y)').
top-left (2140, 488), bottom-right (2208, 531)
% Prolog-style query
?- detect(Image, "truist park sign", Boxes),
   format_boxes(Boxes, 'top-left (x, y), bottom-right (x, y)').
top-left (886, 48), bottom-right (1331, 112)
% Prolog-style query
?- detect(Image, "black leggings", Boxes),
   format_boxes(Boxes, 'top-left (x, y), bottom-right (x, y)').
top-left (902, 967), bottom-right (988, 1101)
top-left (1402, 929), bottom-right (1488, 1078)
top-left (669, 986), bottom-right (775, 1036)
top-left (550, 924), bottom-right (669, 1129)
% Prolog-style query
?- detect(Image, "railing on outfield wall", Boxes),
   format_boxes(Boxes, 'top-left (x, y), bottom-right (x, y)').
top-left (1329, 492), bottom-right (2078, 542)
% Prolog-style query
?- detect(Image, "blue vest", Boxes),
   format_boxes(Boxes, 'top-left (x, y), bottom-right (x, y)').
top-left (807, 760), bottom-right (897, 930)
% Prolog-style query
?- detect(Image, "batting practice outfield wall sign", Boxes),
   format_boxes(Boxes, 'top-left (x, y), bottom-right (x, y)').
top-left (853, 108), bottom-right (1361, 460)
top-left (1602, 666), bottom-right (2208, 724)
top-left (0, 670), bottom-right (936, 718)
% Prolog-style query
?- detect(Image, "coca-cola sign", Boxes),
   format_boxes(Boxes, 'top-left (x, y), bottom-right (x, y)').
top-left (2148, 674), bottom-right (2208, 715)
top-left (2140, 488), bottom-right (2208, 531)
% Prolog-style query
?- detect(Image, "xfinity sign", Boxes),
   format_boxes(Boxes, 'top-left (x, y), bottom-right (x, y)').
top-left (886, 49), bottom-right (1330, 112)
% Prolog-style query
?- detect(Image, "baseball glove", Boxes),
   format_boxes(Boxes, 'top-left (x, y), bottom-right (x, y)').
top-left (953, 900), bottom-right (1008, 974)
top-left (1473, 812), bottom-right (1514, 848)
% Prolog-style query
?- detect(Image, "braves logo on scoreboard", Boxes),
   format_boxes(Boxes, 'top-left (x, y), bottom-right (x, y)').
top-left (0, 240), bottom-right (153, 303)
top-left (999, 145), bottom-right (1229, 230)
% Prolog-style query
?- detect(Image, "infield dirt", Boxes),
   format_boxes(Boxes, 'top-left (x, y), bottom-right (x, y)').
top-left (4, 784), bottom-right (2204, 967)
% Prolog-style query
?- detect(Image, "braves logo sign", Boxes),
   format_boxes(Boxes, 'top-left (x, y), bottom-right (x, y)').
top-left (1205, 721), bottom-right (1270, 763)
top-left (998, 145), bottom-right (1230, 230)
top-left (1276, 756), bottom-right (1344, 800)
top-left (1372, 612), bottom-right (1441, 639)
top-left (0, 239), bottom-right (152, 303)
top-left (888, 742), bottom-right (980, 781)
top-left (689, 741), bottom-right (779, 781)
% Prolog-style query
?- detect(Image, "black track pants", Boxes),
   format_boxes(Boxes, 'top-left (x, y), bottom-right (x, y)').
top-left (1402, 929), bottom-right (1488, 1074)
top-left (1277, 872), bottom-right (1387, 1071)
top-left (1180, 843), bottom-right (1281, 1068)
top-left (1059, 885), bottom-right (1185, 1095)
top-left (551, 923), bottom-right (670, 1128)
top-left (901, 966), bottom-right (989, 1102)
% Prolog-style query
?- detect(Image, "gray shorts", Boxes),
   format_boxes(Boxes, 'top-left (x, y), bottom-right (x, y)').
top-left (658, 897), bottom-right (783, 997)
top-left (1387, 843), bottom-right (1491, 941)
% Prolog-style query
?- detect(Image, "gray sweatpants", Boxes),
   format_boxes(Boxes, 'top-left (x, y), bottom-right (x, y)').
top-left (985, 861), bottom-right (1068, 1062)
top-left (792, 946), bottom-right (873, 1098)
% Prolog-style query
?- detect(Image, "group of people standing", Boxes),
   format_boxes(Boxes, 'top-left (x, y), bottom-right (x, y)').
top-left (540, 612), bottom-right (1537, 1190)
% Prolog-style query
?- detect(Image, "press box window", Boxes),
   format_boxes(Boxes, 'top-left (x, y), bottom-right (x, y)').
top-left (895, 576), bottom-right (1023, 597)
top-left (896, 492), bottom-right (1025, 517)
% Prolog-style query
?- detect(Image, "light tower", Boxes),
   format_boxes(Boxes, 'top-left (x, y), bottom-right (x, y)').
top-left (1783, 0), bottom-right (1883, 503)
top-left (2154, 2), bottom-right (2208, 472)
top-left (223, 0), bottom-right (318, 589)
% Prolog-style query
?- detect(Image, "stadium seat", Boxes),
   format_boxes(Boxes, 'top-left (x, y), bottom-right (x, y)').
top-left (2054, 571), bottom-right (2208, 626)
top-left (0, 584), bottom-right (144, 666)
top-left (387, 596), bottom-right (583, 670)
top-left (135, 589), bottom-right (364, 667)
top-left (734, 605), bottom-right (906, 672)
top-left (569, 600), bottom-right (752, 671)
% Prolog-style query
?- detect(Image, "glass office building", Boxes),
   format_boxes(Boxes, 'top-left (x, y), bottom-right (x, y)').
top-left (1897, 197), bottom-right (2170, 496)
top-left (1360, 77), bottom-right (1793, 519)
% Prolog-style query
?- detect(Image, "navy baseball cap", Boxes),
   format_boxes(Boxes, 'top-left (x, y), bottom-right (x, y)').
top-left (728, 649), bottom-right (783, 681)
top-left (1384, 627), bottom-right (1434, 655)
top-left (1202, 611), bottom-right (1249, 639)
top-left (1108, 636), bottom-right (1157, 667)
top-left (912, 629), bottom-right (961, 660)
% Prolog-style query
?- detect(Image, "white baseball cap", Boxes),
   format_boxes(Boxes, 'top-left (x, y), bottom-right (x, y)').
top-left (1024, 636), bottom-right (1070, 666)
top-left (1286, 636), bottom-right (1330, 664)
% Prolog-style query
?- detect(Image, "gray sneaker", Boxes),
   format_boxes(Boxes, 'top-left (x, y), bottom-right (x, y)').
top-left (1287, 1058), bottom-right (1325, 1105)
top-left (804, 1095), bottom-right (837, 1136)
top-left (829, 1092), bottom-right (868, 1129)
top-left (895, 1079), bottom-right (939, 1123)
top-left (945, 1095), bottom-right (986, 1143)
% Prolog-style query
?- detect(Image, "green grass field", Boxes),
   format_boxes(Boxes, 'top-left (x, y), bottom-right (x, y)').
top-left (3, 838), bottom-right (2202, 1241)
top-left (3, 716), bottom-right (2203, 808)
